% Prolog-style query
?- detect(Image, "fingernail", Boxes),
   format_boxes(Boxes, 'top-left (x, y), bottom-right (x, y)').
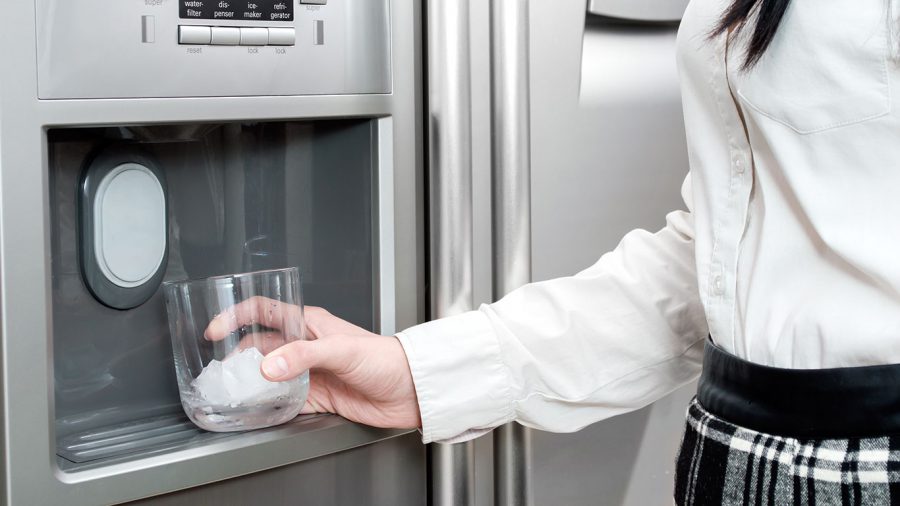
top-left (262, 356), bottom-right (289, 379)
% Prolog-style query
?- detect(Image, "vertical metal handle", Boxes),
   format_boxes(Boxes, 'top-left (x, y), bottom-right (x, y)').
top-left (426, 0), bottom-right (476, 504)
top-left (427, 0), bottom-right (473, 320)
top-left (491, 0), bottom-right (533, 505)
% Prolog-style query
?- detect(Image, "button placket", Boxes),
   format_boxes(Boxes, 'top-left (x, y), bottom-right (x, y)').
top-left (712, 272), bottom-right (724, 296)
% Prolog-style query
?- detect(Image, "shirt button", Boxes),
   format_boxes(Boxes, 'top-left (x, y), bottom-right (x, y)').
top-left (712, 274), bottom-right (724, 295)
top-left (735, 159), bottom-right (745, 174)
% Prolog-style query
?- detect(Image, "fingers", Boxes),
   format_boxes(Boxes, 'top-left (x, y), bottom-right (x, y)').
top-left (261, 337), bottom-right (358, 382)
top-left (204, 298), bottom-right (368, 342)
top-left (204, 296), bottom-right (303, 341)
top-left (303, 306), bottom-right (371, 339)
top-left (224, 331), bottom-right (286, 358)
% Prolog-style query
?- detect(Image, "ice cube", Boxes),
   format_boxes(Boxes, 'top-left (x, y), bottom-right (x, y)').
top-left (192, 347), bottom-right (292, 406)
top-left (191, 359), bottom-right (230, 405)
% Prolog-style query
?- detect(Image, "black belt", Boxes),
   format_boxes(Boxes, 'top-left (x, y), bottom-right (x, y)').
top-left (697, 340), bottom-right (900, 439)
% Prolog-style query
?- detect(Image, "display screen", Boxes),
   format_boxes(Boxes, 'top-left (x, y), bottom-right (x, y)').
top-left (179, 0), bottom-right (294, 21)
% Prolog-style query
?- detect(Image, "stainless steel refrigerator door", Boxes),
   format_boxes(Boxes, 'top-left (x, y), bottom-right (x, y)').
top-left (35, 0), bottom-right (392, 98)
top-left (529, 3), bottom-right (694, 505)
top-left (0, 0), bottom-right (427, 504)
top-left (456, 1), bottom-right (696, 503)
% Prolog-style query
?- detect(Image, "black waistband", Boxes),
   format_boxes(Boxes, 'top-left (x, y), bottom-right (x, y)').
top-left (697, 341), bottom-right (900, 439)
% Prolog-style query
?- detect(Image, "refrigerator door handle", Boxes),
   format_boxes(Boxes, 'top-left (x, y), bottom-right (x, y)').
top-left (490, 0), bottom-right (533, 505)
top-left (426, 0), bottom-right (476, 504)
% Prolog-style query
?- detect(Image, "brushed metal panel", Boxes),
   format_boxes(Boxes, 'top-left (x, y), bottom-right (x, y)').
top-left (530, 388), bottom-right (695, 506)
top-left (587, 0), bottom-right (689, 22)
top-left (0, 0), bottom-right (425, 503)
top-left (527, 1), bottom-right (692, 505)
top-left (425, 0), bottom-right (478, 503)
top-left (468, 2), bottom-right (497, 504)
top-left (128, 433), bottom-right (426, 506)
top-left (490, 0), bottom-right (533, 504)
top-left (35, 0), bottom-right (391, 98)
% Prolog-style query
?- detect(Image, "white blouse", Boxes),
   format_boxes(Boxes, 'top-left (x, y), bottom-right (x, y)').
top-left (397, 0), bottom-right (900, 444)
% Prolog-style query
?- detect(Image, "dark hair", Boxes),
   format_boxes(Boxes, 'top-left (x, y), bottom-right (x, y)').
top-left (711, 0), bottom-right (792, 70)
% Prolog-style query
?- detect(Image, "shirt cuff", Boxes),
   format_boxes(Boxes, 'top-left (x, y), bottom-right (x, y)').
top-left (396, 308), bottom-right (515, 444)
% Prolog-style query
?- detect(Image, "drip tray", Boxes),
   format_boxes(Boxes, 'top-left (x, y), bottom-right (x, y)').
top-left (57, 413), bottom-right (233, 464)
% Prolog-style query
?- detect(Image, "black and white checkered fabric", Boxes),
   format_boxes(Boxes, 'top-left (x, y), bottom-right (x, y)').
top-left (675, 398), bottom-right (900, 505)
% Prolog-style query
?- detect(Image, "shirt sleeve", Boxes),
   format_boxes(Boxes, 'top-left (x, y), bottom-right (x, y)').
top-left (395, 174), bottom-right (708, 444)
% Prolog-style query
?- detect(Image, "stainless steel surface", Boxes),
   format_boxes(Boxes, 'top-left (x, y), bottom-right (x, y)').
top-left (587, 0), bottom-right (689, 22)
top-left (468, 3), bottom-right (497, 504)
top-left (473, 432), bottom-right (495, 506)
top-left (129, 432), bottom-right (425, 506)
top-left (426, 0), bottom-right (478, 503)
top-left (35, 0), bottom-right (391, 98)
top-left (431, 440), bottom-right (476, 506)
top-left (426, 0), bottom-right (474, 320)
top-left (527, 2), bottom-right (693, 505)
top-left (490, 1), bottom-right (533, 504)
top-left (377, 117), bottom-right (399, 336)
top-left (0, 0), bottom-right (426, 503)
top-left (493, 424), bottom-right (531, 506)
top-left (490, 0), bottom-right (533, 299)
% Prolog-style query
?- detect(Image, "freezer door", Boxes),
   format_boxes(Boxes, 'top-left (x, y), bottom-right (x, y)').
top-left (0, 0), bottom-right (427, 503)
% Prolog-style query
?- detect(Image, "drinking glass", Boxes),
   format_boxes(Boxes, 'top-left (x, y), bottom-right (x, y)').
top-left (163, 267), bottom-right (309, 432)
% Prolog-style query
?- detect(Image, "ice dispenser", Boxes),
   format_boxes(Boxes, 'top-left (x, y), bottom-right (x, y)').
top-left (0, 0), bottom-right (425, 503)
top-left (52, 120), bottom-right (379, 459)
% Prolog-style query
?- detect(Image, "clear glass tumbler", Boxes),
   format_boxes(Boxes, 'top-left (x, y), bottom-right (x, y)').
top-left (163, 267), bottom-right (309, 432)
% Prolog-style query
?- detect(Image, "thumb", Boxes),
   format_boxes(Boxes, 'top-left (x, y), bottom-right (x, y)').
top-left (261, 337), bottom-right (357, 381)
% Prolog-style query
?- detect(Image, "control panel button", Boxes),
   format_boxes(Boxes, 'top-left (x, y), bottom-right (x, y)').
top-left (314, 20), bottom-right (324, 45)
top-left (179, 25), bottom-right (211, 45)
top-left (142, 16), bottom-right (156, 44)
top-left (300, 0), bottom-right (328, 4)
top-left (268, 27), bottom-right (296, 46)
top-left (210, 27), bottom-right (241, 45)
top-left (240, 27), bottom-right (269, 46)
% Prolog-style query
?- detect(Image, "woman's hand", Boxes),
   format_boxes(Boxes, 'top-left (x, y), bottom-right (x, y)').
top-left (204, 298), bottom-right (421, 430)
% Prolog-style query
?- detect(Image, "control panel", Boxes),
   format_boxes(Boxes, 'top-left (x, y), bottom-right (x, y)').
top-left (34, 0), bottom-right (390, 99)
top-left (175, 0), bottom-right (311, 47)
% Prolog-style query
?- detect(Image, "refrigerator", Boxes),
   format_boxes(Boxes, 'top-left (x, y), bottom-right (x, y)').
top-left (0, 0), bottom-right (692, 504)
top-left (0, 1), bottom-right (428, 504)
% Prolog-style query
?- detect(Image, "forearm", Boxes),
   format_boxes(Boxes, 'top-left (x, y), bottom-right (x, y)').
top-left (398, 199), bottom-right (707, 443)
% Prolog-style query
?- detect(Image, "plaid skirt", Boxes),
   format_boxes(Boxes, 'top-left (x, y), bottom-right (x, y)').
top-left (675, 398), bottom-right (900, 505)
